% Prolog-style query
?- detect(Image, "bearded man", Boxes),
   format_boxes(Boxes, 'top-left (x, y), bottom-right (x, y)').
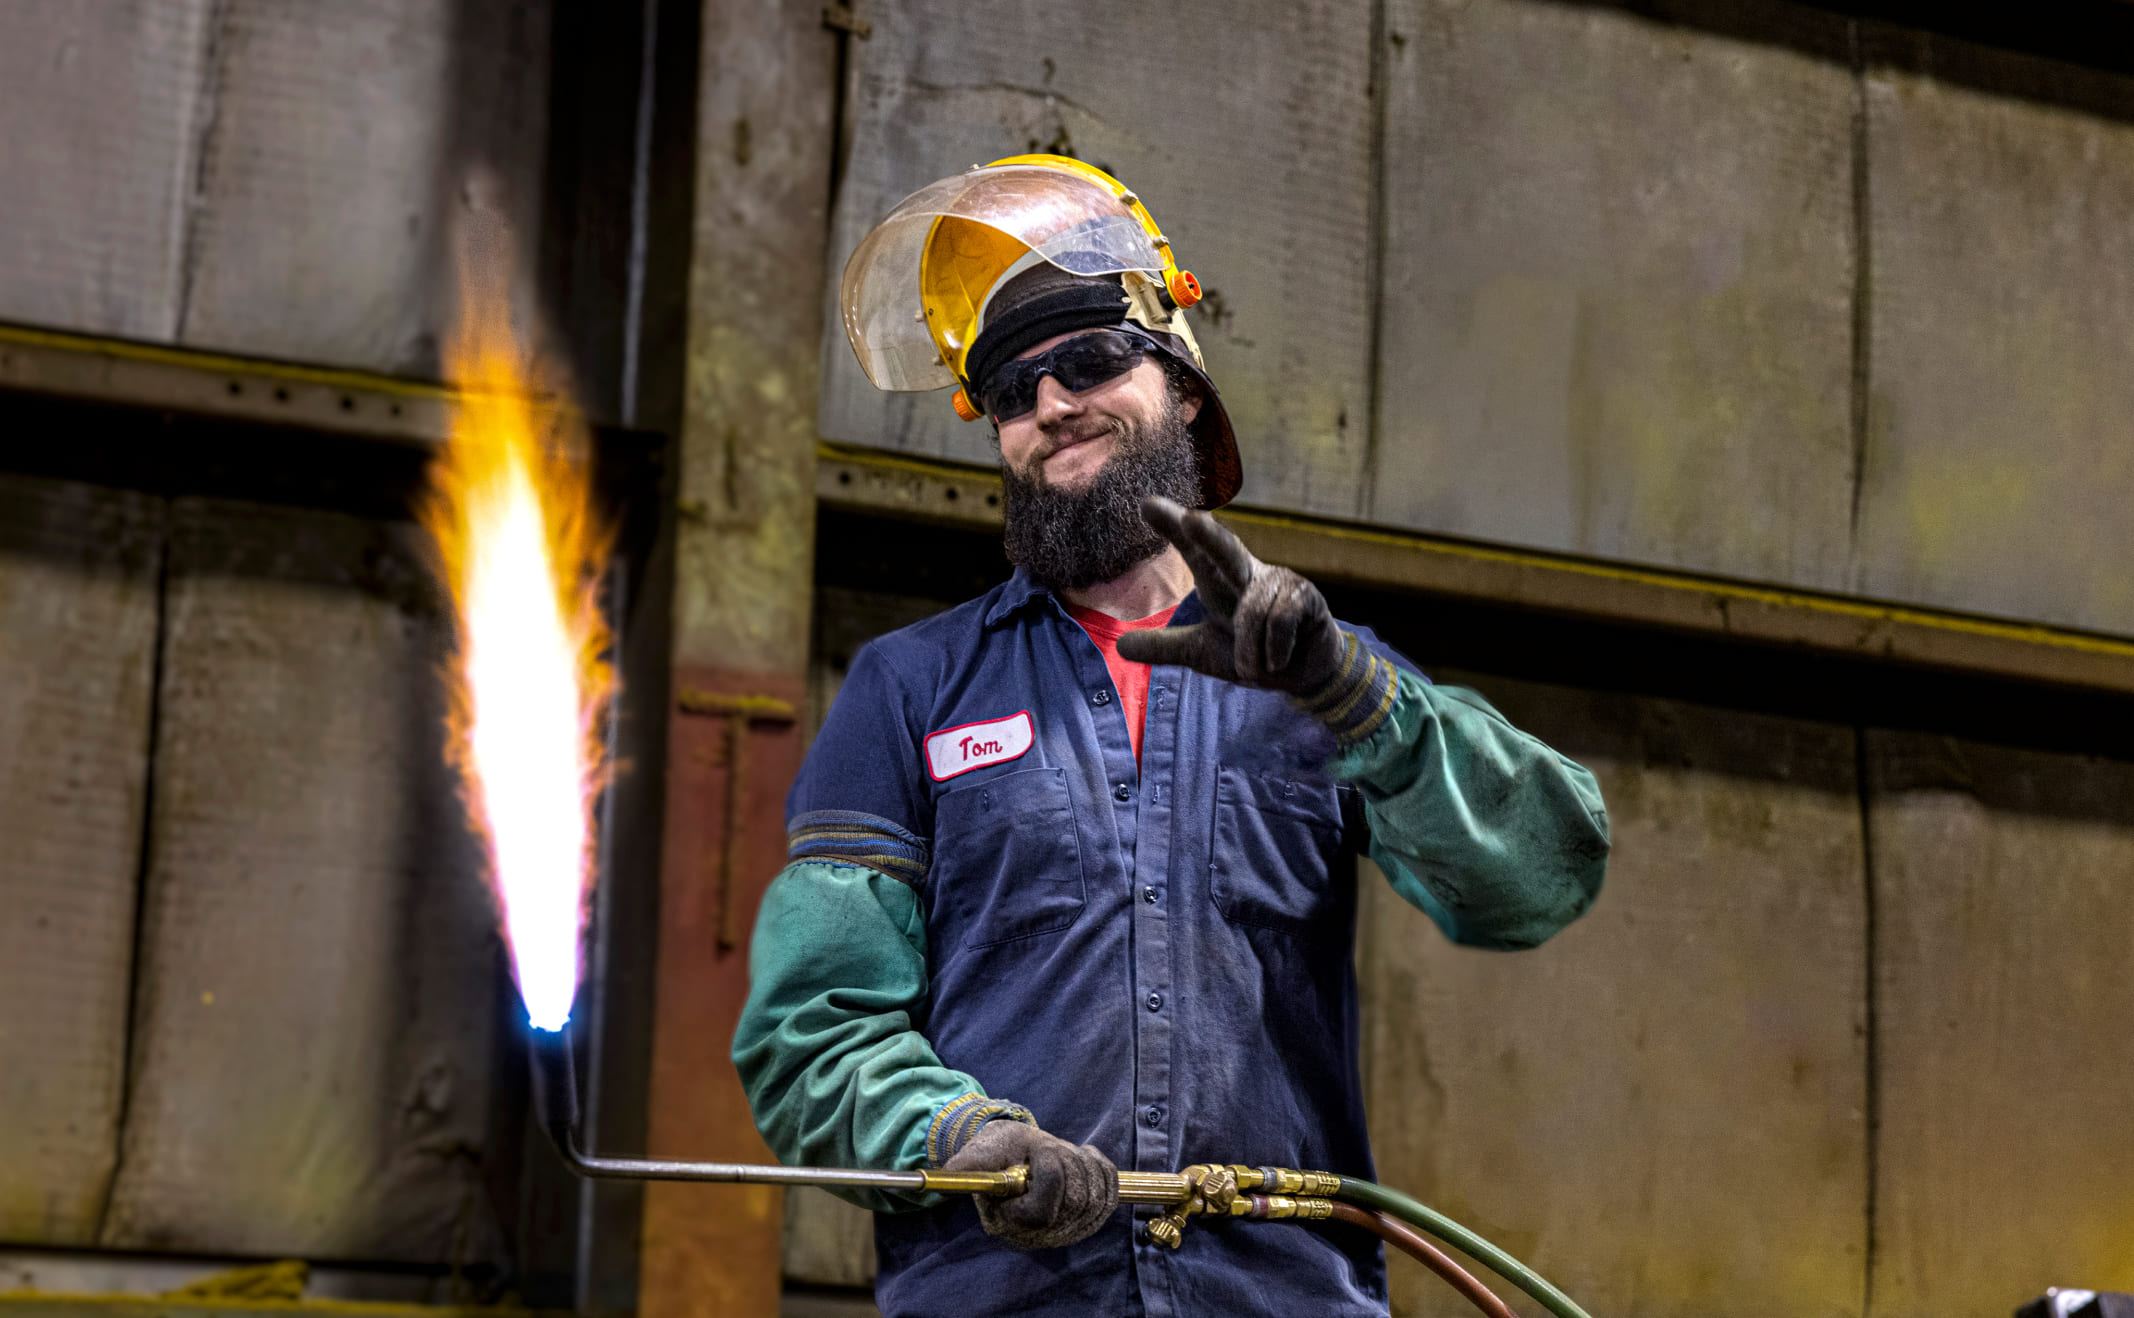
top-left (734, 157), bottom-right (1610, 1317)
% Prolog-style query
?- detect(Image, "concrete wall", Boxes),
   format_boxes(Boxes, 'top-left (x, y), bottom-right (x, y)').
top-left (1865, 733), bottom-right (2134, 1318)
top-left (1371, 1), bottom-right (1858, 595)
top-left (1359, 676), bottom-right (1871, 1318)
top-left (819, 0), bottom-right (2134, 636)
top-left (0, 479), bottom-right (513, 1267)
top-left (0, 478), bottom-right (162, 1245)
top-left (1856, 36), bottom-right (2134, 635)
top-left (0, 0), bottom-right (552, 1260)
top-left (1360, 679), bottom-right (2134, 1317)
top-left (97, 499), bottom-right (504, 1263)
top-left (0, 0), bottom-right (548, 377)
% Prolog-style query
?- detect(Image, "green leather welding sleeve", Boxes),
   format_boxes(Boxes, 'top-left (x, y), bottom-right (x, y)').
top-left (1341, 670), bottom-right (1610, 950)
top-left (732, 859), bottom-right (980, 1212)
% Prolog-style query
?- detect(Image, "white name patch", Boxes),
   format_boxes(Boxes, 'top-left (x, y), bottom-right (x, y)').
top-left (925, 711), bottom-right (1034, 782)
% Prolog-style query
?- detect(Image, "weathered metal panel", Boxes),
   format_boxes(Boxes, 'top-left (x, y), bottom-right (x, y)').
top-left (817, 0), bottom-right (1377, 517)
top-left (1370, 0), bottom-right (1857, 590)
top-left (1866, 732), bottom-right (2134, 1315)
top-left (1857, 46), bottom-right (2134, 633)
top-left (175, 0), bottom-right (550, 376)
top-left (1358, 676), bottom-right (1867, 1317)
top-left (0, 477), bottom-right (163, 1245)
top-left (99, 498), bottom-right (505, 1263)
top-left (0, 1), bottom-right (212, 340)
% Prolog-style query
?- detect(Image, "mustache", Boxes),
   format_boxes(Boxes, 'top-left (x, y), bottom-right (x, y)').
top-left (1033, 418), bottom-right (1121, 462)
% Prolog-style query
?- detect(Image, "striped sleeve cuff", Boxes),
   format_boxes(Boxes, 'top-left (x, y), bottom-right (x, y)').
top-left (787, 809), bottom-right (930, 888)
top-left (927, 1094), bottom-right (1035, 1166)
top-left (1291, 629), bottom-right (1399, 747)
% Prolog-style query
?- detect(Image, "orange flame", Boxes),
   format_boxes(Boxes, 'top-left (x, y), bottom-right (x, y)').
top-left (421, 219), bottom-right (613, 1033)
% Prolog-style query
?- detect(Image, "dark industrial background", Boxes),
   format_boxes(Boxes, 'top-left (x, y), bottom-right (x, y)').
top-left (5, 3), bottom-right (2134, 1317)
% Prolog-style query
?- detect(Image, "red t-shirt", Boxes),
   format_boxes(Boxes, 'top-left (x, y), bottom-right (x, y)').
top-left (1066, 602), bottom-right (1180, 764)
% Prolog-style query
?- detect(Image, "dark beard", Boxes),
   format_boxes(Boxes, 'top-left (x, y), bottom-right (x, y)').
top-left (1000, 398), bottom-right (1201, 592)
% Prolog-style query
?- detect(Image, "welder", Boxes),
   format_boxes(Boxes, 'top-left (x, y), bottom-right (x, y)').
top-left (733, 156), bottom-right (1610, 1317)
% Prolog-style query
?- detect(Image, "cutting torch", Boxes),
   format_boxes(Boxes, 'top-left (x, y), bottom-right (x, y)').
top-left (528, 1027), bottom-right (1590, 1318)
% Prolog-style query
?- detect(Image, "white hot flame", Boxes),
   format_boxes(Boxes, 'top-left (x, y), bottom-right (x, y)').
top-left (422, 215), bottom-right (612, 1034)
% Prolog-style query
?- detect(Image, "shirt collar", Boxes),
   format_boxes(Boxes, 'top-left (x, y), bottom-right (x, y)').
top-left (981, 566), bottom-right (1207, 630)
top-left (981, 566), bottom-right (1055, 629)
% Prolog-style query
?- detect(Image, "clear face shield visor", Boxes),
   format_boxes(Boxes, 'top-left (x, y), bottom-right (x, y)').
top-left (839, 165), bottom-right (1170, 392)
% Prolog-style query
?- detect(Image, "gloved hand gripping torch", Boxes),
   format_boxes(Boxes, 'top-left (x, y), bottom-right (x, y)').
top-left (527, 1027), bottom-right (1025, 1200)
top-left (526, 1027), bottom-right (1594, 1318)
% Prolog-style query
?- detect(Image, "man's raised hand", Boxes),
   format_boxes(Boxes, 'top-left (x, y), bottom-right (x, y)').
top-left (1115, 496), bottom-right (1346, 695)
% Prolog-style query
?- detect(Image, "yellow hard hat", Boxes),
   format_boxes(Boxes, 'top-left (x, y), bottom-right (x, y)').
top-left (839, 155), bottom-right (1240, 508)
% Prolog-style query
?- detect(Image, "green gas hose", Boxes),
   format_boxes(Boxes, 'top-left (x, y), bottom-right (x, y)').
top-left (1336, 1177), bottom-right (1593, 1318)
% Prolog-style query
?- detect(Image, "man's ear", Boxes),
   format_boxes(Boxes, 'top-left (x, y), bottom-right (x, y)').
top-left (1172, 372), bottom-right (1204, 425)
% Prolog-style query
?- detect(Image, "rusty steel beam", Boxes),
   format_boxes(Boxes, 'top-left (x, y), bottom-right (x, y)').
top-left (0, 322), bottom-right (459, 441)
top-left (632, 3), bottom-right (838, 1317)
top-left (815, 442), bottom-right (2134, 696)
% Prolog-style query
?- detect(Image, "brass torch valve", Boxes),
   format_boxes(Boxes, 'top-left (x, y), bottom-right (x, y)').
top-left (1142, 1164), bottom-right (1339, 1249)
top-left (1251, 1165), bottom-right (1342, 1197)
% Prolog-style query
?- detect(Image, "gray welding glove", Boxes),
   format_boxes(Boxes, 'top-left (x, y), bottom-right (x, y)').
top-left (942, 1118), bottom-right (1118, 1250)
top-left (1117, 495), bottom-right (1397, 745)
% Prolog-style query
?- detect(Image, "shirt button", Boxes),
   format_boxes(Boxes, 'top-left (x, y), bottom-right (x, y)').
top-left (1113, 782), bottom-right (1131, 802)
top-left (1091, 689), bottom-right (1112, 706)
top-left (1146, 992), bottom-right (1163, 1011)
top-left (1142, 886), bottom-right (1158, 904)
top-left (1144, 1106), bottom-right (1163, 1127)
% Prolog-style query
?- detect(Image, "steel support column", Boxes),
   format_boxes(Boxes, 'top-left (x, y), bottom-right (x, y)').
top-left (635, 3), bottom-right (836, 1315)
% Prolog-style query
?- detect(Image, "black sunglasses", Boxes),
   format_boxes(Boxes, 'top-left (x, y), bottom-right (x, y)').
top-left (977, 329), bottom-right (1150, 422)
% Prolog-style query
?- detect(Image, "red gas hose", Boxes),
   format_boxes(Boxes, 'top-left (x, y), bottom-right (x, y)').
top-left (1325, 1200), bottom-right (1521, 1318)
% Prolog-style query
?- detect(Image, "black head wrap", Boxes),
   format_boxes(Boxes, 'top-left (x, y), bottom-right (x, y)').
top-left (964, 266), bottom-right (1132, 397)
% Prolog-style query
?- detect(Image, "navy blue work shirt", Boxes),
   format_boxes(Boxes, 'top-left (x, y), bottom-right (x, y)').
top-left (786, 568), bottom-right (1421, 1317)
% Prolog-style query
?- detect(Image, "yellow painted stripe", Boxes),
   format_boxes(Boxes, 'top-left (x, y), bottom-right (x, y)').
top-left (819, 441), bottom-right (996, 485)
top-left (1224, 506), bottom-right (2134, 662)
top-left (0, 322), bottom-right (549, 406)
top-left (818, 441), bottom-right (2134, 664)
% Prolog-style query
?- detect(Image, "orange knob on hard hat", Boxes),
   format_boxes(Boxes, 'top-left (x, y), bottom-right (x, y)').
top-left (951, 387), bottom-right (982, 422)
top-left (1166, 270), bottom-right (1203, 309)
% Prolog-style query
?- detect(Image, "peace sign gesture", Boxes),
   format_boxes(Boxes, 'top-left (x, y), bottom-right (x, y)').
top-left (1114, 496), bottom-right (1347, 696)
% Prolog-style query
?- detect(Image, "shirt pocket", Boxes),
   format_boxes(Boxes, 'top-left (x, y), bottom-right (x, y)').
top-left (933, 766), bottom-right (1089, 949)
top-left (1210, 766), bottom-right (1346, 936)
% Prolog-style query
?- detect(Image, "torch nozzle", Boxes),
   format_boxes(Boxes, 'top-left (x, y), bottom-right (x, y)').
top-left (528, 1027), bottom-right (581, 1156)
